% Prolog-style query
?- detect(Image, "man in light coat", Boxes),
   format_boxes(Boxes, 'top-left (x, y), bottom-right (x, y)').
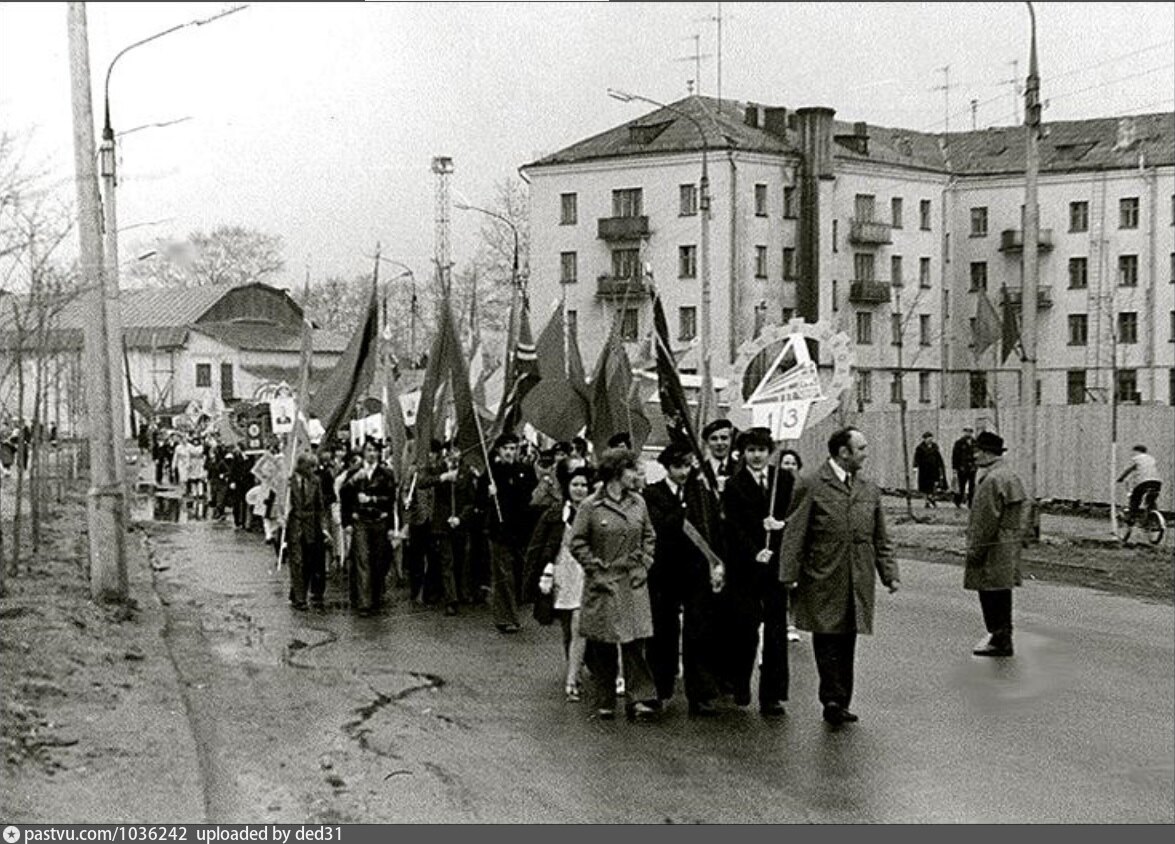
top-left (964, 431), bottom-right (1025, 657)
top-left (780, 427), bottom-right (899, 726)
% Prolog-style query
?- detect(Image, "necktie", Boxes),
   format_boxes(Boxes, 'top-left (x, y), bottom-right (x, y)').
top-left (759, 471), bottom-right (768, 490)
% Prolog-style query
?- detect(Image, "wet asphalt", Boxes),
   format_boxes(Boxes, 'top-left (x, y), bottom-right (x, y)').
top-left (142, 515), bottom-right (1174, 823)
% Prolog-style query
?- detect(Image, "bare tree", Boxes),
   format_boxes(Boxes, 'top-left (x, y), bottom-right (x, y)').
top-left (124, 225), bottom-right (285, 288)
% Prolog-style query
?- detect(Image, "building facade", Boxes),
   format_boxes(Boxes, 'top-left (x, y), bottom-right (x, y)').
top-left (522, 97), bottom-right (1175, 410)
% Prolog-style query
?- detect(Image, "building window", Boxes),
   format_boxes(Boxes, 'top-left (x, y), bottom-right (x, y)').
top-left (1067, 314), bottom-right (1088, 346)
top-left (1118, 311), bottom-right (1138, 344)
top-left (1116, 368), bottom-right (1138, 404)
top-left (1170, 310), bottom-right (1175, 343)
top-left (945, 232), bottom-right (950, 262)
top-left (832, 279), bottom-right (838, 312)
top-left (678, 245), bottom-right (697, 279)
top-left (855, 312), bottom-right (873, 345)
top-left (620, 308), bottom-right (639, 341)
top-left (679, 183), bottom-right (698, 216)
top-left (919, 199), bottom-right (932, 231)
top-left (891, 313), bottom-right (903, 346)
top-left (1120, 196), bottom-right (1140, 229)
top-left (1068, 257), bottom-right (1088, 289)
top-left (195, 363), bottom-right (211, 388)
top-left (890, 372), bottom-right (904, 404)
top-left (891, 255), bottom-right (903, 287)
top-left (612, 188), bottom-right (643, 218)
top-left (854, 194), bottom-right (876, 222)
top-left (969, 317), bottom-right (977, 345)
top-left (755, 183), bottom-right (768, 216)
top-left (566, 309), bottom-right (578, 341)
top-left (970, 261), bottom-right (988, 291)
top-left (783, 186), bottom-right (797, 218)
top-left (918, 371), bottom-right (931, 404)
top-left (919, 314), bottom-right (931, 346)
top-left (611, 248), bottom-right (640, 279)
top-left (919, 257), bottom-right (931, 288)
top-left (1171, 252), bottom-right (1174, 283)
top-left (1118, 254), bottom-right (1138, 287)
top-left (969, 371), bottom-right (988, 409)
top-left (678, 306), bottom-right (697, 341)
top-left (781, 307), bottom-right (795, 323)
top-left (832, 219), bottom-right (839, 253)
top-left (970, 207), bottom-right (988, 237)
top-left (560, 251), bottom-right (578, 284)
top-left (854, 253), bottom-right (876, 281)
top-left (560, 193), bottom-right (578, 225)
top-left (891, 197), bottom-right (904, 229)
top-left (857, 369), bottom-right (872, 405)
top-left (755, 245), bottom-right (768, 279)
top-left (220, 363), bottom-right (234, 401)
top-left (1170, 369), bottom-right (1175, 406)
top-left (1069, 200), bottom-right (1088, 232)
top-left (783, 247), bottom-right (797, 280)
top-left (1067, 370), bottom-right (1087, 405)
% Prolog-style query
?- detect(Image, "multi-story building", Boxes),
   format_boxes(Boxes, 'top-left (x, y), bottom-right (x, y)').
top-left (521, 96), bottom-right (1175, 409)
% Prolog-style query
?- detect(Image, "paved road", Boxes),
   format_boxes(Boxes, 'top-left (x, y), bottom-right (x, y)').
top-left (144, 519), bottom-right (1174, 823)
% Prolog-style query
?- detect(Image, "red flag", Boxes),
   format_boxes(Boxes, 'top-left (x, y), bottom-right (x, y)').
top-left (415, 302), bottom-right (486, 474)
top-left (308, 278), bottom-right (378, 446)
top-left (588, 319), bottom-right (651, 455)
top-left (972, 290), bottom-right (1001, 355)
top-left (520, 302), bottom-right (590, 441)
top-left (1000, 286), bottom-right (1021, 363)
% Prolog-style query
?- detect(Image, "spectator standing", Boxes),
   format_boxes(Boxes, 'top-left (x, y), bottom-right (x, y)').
top-left (913, 432), bottom-right (948, 508)
top-left (951, 427), bottom-right (978, 508)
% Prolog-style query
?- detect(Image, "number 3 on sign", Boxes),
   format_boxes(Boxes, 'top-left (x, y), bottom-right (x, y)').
top-left (772, 399), bottom-right (811, 440)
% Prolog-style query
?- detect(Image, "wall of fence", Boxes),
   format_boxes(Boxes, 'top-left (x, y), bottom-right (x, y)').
top-left (788, 404), bottom-right (1175, 508)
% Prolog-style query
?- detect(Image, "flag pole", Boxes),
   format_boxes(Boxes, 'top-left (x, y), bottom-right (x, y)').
top-left (471, 376), bottom-right (504, 524)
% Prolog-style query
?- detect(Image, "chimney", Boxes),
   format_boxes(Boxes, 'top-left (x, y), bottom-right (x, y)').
top-left (763, 107), bottom-right (790, 138)
top-left (853, 121), bottom-right (868, 137)
top-left (794, 106), bottom-right (837, 322)
top-left (744, 104), bottom-right (760, 128)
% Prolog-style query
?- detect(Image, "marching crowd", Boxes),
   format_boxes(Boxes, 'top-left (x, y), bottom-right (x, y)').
top-left (149, 418), bottom-right (1064, 727)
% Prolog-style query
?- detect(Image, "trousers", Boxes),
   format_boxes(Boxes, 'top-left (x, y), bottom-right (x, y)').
top-left (584, 639), bottom-right (657, 711)
top-left (978, 588), bottom-right (1013, 634)
top-left (812, 632), bottom-right (857, 709)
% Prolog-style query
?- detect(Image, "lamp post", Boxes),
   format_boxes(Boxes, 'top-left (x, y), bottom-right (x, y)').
top-left (374, 256), bottom-right (418, 363)
top-left (454, 201), bottom-right (522, 385)
top-left (607, 88), bottom-right (714, 426)
top-left (1021, 1), bottom-right (1041, 541)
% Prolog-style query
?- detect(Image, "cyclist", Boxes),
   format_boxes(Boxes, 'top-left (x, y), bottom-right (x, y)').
top-left (1117, 444), bottom-right (1162, 526)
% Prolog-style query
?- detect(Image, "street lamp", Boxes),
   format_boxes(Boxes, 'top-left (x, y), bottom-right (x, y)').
top-left (373, 256), bottom-right (419, 365)
top-left (1021, 1), bottom-right (1042, 541)
top-left (454, 201), bottom-right (522, 382)
top-left (607, 87), bottom-right (715, 427)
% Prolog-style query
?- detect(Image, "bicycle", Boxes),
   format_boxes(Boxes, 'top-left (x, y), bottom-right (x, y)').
top-left (1114, 482), bottom-right (1167, 546)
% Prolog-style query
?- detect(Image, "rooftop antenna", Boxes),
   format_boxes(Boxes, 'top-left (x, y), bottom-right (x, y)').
top-left (1002, 59), bottom-right (1021, 124)
top-left (695, 4), bottom-right (724, 107)
top-left (676, 34), bottom-right (711, 97)
top-left (971, 98), bottom-right (979, 129)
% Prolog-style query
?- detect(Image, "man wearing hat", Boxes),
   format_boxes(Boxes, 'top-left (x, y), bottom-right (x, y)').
top-left (951, 426), bottom-right (978, 508)
top-left (643, 442), bottom-right (725, 714)
top-left (721, 426), bottom-right (794, 716)
top-left (701, 418), bottom-right (738, 492)
top-left (964, 431), bottom-right (1025, 657)
top-left (913, 431), bottom-right (947, 508)
top-left (476, 431), bottom-right (537, 632)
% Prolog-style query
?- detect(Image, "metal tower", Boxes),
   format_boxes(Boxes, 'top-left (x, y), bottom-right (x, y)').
top-left (431, 156), bottom-right (454, 301)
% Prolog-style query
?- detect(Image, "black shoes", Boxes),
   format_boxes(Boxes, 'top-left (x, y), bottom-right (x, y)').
top-left (760, 701), bottom-right (787, 717)
top-left (688, 699), bottom-right (720, 717)
top-left (973, 634), bottom-right (1014, 657)
top-left (822, 702), bottom-right (859, 725)
top-left (496, 623), bottom-right (521, 634)
top-left (733, 689), bottom-right (752, 707)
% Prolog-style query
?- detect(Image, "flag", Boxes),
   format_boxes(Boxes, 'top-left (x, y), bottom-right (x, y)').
top-left (383, 368), bottom-right (409, 482)
top-left (973, 290), bottom-right (1001, 355)
top-left (280, 273), bottom-right (316, 543)
top-left (1000, 287), bottom-right (1021, 363)
top-left (308, 278), bottom-right (378, 446)
top-left (414, 302), bottom-right (486, 474)
top-left (588, 319), bottom-right (651, 455)
top-left (493, 303), bottom-right (540, 438)
top-left (651, 292), bottom-right (717, 492)
top-left (520, 302), bottom-right (590, 441)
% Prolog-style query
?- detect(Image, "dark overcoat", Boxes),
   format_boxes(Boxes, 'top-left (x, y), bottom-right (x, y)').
top-left (964, 459), bottom-right (1025, 590)
top-left (569, 489), bottom-right (656, 643)
top-left (779, 461), bottom-right (898, 635)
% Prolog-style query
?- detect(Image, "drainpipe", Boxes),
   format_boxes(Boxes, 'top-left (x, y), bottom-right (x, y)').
top-left (1143, 154), bottom-right (1157, 400)
top-left (728, 151), bottom-right (739, 366)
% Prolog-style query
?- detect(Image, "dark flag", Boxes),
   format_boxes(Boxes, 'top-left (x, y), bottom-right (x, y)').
top-left (308, 277), bottom-right (378, 447)
top-left (493, 303), bottom-right (540, 438)
top-left (415, 302), bottom-right (486, 474)
top-left (520, 302), bottom-right (590, 441)
top-left (972, 290), bottom-right (1001, 356)
top-left (588, 319), bottom-right (651, 455)
top-left (1000, 286), bottom-right (1021, 363)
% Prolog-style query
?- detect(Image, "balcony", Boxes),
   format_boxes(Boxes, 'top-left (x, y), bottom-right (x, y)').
top-left (848, 280), bottom-right (892, 305)
top-left (999, 228), bottom-right (1054, 253)
top-left (1002, 286), bottom-right (1053, 309)
top-left (596, 274), bottom-right (651, 300)
top-left (597, 215), bottom-right (651, 241)
top-left (848, 218), bottom-right (893, 246)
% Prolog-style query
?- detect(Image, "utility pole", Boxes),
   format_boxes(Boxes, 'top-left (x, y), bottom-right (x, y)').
top-left (1022, 2), bottom-right (1042, 541)
top-left (98, 114), bottom-right (128, 487)
top-left (68, 2), bottom-right (127, 602)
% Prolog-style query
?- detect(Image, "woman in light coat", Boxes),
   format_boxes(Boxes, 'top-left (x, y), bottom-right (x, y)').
top-left (569, 448), bottom-right (659, 720)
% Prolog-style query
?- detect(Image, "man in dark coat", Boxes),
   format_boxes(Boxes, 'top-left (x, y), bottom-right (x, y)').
top-left (643, 443), bottom-right (726, 715)
top-left (964, 431), bottom-right (1025, 657)
top-left (476, 432), bottom-right (537, 632)
top-left (286, 453), bottom-right (333, 610)
top-left (702, 418), bottom-right (738, 492)
top-left (341, 440), bottom-right (397, 616)
top-left (227, 444), bottom-right (253, 529)
top-left (721, 427), bottom-right (794, 717)
top-left (780, 426), bottom-right (900, 726)
top-left (951, 427), bottom-right (978, 508)
top-left (913, 431), bottom-right (948, 508)
top-left (420, 442), bottom-right (477, 615)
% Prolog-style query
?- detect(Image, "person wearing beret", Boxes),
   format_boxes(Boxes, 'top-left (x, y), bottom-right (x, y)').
top-left (721, 427), bottom-right (794, 716)
top-left (701, 418), bottom-right (738, 491)
top-left (964, 431), bottom-right (1025, 657)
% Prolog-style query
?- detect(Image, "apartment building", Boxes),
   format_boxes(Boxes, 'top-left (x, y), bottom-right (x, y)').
top-left (521, 97), bottom-right (1175, 408)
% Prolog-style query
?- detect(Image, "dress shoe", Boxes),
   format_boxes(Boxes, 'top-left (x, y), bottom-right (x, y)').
top-left (496, 623), bottom-right (521, 634)
top-left (595, 707), bottom-right (616, 720)
top-left (628, 701), bottom-right (658, 720)
top-left (733, 689), bottom-right (752, 707)
top-left (759, 700), bottom-right (786, 717)
top-left (444, 603), bottom-right (459, 617)
top-left (973, 640), bottom-right (1014, 657)
top-left (823, 702), bottom-right (847, 725)
top-left (688, 700), bottom-right (720, 717)
top-left (839, 709), bottom-right (860, 723)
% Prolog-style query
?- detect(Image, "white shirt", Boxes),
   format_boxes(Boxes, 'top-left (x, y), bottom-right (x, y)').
top-left (665, 477), bottom-right (682, 498)
top-left (1131, 452), bottom-right (1159, 485)
top-left (828, 458), bottom-right (849, 485)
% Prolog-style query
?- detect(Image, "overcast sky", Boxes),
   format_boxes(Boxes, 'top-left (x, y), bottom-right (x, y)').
top-left (2, 2), bottom-right (1172, 288)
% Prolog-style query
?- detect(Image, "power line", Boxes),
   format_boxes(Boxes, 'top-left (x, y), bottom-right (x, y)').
top-left (1045, 62), bottom-right (1175, 106)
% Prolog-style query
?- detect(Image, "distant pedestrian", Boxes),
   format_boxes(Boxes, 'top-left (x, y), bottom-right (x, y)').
top-left (780, 427), bottom-right (900, 727)
top-left (569, 448), bottom-right (659, 720)
top-left (965, 432), bottom-right (1025, 657)
top-left (913, 432), bottom-right (947, 508)
top-left (952, 427), bottom-right (978, 508)
top-left (286, 453), bottom-right (332, 611)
